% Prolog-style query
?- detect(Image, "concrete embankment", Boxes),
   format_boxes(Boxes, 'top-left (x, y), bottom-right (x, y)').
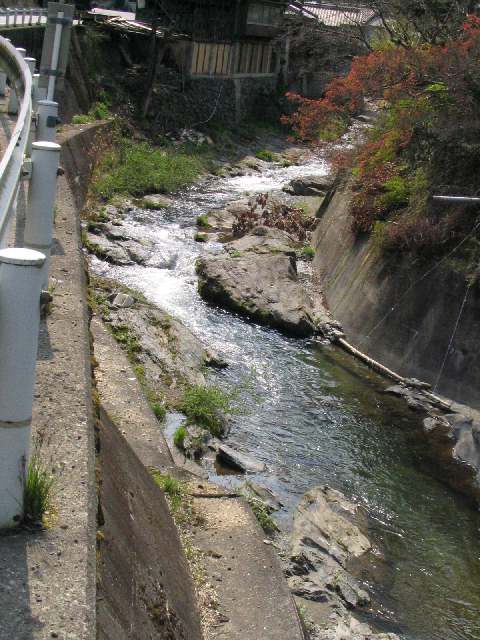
top-left (312, 182), bottom-right (480, 408)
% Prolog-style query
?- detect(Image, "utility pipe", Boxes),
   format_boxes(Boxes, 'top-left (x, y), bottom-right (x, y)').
top-left (0, 247), bottom-right (45, 528)
top-left (47, 10), bottom-right (64, 101)
top-left (36, 100), bottom-right (58, 143)
top-left (432, 195), bottom-right (480, 203)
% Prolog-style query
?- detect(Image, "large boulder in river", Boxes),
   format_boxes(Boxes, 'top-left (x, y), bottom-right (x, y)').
top-left (283, 174), bottom-right (335, 196)
top-left (196, 250), bottom-right (318, 337)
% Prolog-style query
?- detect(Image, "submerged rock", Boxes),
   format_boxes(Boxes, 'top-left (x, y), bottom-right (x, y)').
top-left (196, 251), bottom-right (317, 337)
top-left (217, 444), bottom-right (266, 474)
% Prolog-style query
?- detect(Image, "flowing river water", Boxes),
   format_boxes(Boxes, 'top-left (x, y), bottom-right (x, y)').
top-left (92, 154), bottom-right (480, 640)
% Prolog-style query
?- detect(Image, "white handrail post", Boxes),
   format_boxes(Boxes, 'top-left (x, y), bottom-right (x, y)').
top-left (36, 99), bottom-right (58, 142)
top-left (21, 9), bottom-right (25, 26)
top-left (13, 9), bottom-right (18, 27)
top-left (24, 141), bottom-right (61, 287)
top-left (0, 72), bottom-right (7, 97)
top-left (0, 247), bottom-right (45, 529)
top-left (5, 9), bottom-right (10, 28)
top-left (29, 8), bottom-right (33, 26)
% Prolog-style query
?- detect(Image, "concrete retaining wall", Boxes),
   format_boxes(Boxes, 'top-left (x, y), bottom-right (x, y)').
top-left (313, 186), bottom-right (480, 407)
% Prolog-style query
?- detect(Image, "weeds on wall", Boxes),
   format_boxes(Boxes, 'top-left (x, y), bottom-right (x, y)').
top-left (23, 455), bottom-right (55, 526)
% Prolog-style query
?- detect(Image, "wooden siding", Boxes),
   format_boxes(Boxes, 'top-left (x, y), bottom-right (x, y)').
top-left (191, 40), bottom-right (274, 76)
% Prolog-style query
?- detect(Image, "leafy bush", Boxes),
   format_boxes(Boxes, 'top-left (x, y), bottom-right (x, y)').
top-left (178, 385), bottom-right (233, 437)
top-left (72, 100), bottom-right (111, 125)
top-left (194, 232), bottom-right (207, 242)
top-left (376, 175), bottom-right (410, 211)
top-left (91, 141), bottom-right (205, 200)
top-left (23, 456), bottom-right (55, 525)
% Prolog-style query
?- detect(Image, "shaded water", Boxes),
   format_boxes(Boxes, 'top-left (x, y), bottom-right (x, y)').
top-left (92, 155), bottom-right (480, 640)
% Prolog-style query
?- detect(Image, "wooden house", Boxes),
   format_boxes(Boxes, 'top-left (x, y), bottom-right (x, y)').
top-left (136, 0), bottom-right (288, 77)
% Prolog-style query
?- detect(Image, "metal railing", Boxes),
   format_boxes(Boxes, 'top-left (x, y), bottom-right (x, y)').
top-left (0, 37), bottom-right (31, 246)
top-left (0, 29), bottom-right (62, 529)
top-left (0, 7), bottom-right (48, 28)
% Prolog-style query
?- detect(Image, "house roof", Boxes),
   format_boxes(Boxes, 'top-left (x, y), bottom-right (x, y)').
top-left (297, 3), bottom-right (379, 27)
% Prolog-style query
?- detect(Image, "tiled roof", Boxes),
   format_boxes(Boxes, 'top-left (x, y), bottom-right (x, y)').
top-left (299, 3), bottom-right (378, 27)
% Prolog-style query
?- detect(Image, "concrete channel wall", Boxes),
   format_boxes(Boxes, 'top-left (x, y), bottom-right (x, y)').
top-left (313, 185), bottom-right (480, 407)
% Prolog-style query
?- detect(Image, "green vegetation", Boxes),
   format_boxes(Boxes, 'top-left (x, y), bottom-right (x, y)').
top-left (194, 232), bottom-right (208, 242)
top-left (173, 425), bottom-right (187, 449)
top-left (196, 214), bottom-right (210, 228)
top-left (72, 100), bottom-right (111, 125)
top-left (244, 495), bottom-right (279, 534)
top-left (300, 245), bottom-right (315, 259)
top-left (23, 456), bottom-right (55, 525)
top-left (178, 384), bottom-right (234, 437)
top-left (110, 324), bottom-right (141, 361)
top-left (255, 149), bottom-right (275, 162)
top-left (134, 197), bottom-right (169, 210)
top-left (91, 140), bottom-right (205, 200)
top-left (152, 472), bottom-right (185, 512)
top-left (151, 402), bottom-right (166, 422)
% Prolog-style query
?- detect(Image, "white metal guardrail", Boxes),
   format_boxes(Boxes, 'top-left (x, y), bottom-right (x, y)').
top-left (0, 38), bottom-right (32, 246)
top-left (0, 7), bottom-right (70, 528)
top-left (0, 8), bottom-right (48, 28)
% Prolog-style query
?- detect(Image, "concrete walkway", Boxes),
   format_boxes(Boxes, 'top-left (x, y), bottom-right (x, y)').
top-left (0, 125), bottom-right (99, 640)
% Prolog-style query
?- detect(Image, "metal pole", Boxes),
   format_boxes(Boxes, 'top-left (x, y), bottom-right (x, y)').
top-left (21, 9), bottom-right (25, 26)
top-left (24, 141), bottom-right (61, 287)
top-left (432, 195), bottom-right (480, 203)
top-left (5, 9), bottom-right (10, 28)
top-left (13, 9), bottom-right (17, 27)
top-left (0, 247), bottom-right (45, 529)
top-left (47, 10), bottom-right (64, 101)
top-left (29, 8), bottom-right (33, 26)
top-left (32, 73), bottom-right (40, 109)
top-left (36, 100), bottom-right (58, 143)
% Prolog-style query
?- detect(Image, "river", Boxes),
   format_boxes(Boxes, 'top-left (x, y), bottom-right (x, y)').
top-left (91, 152), bottom-right (480, 640)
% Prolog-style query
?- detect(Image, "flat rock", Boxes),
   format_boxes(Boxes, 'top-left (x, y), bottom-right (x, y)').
top-left (226, 226), bottom-right (297, 257)
top-left (140, 194), bottom-right (172, 209)
top-left (288, 487), bottom-right (372, 614)
top-left (87, 233), bottom-right (133, 265)
top-left (217, 444), bottom-right (266, 474)
top-left (196, 252), bottom-right (317, 337)
top-left (111, 293), bottom-right (135, 308)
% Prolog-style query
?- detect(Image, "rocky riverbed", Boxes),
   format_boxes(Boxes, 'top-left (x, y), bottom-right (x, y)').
top-left (84, 135), bottom-right (480, 640)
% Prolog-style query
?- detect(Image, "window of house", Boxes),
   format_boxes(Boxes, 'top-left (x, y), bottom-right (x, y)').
top-left (247, 2), bottom-right (282, 26)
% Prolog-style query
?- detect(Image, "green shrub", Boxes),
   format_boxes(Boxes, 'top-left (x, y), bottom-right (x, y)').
top-left (178, 384), bottom-right (233, 437)
top-left (173, 425), bottom-right (187, 448)
top-left (152, 472), bottom-right (184, 511)
top-left (301, 245), bottom-right (315, 259)
top-left (255, 149), bottom-right (275, 162)
top-left (23, 456), bottom-right (55, 525)
top-left (91, 141), bottom-right (205, 200)
top-left (196, 214), bottom-right (210, 228)
top-left (194, 232), bottom-right (207, 242)
top-left (377, 175), bottom-right (410, 210)
top-left (151, 402), bottom-right (166, 422)
top-left (72, 100), bottom-right (111, 125)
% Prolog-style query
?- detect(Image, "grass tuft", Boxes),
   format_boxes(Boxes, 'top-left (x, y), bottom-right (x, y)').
top-left (244, 495), bottom-right (279, 534)
top-left (301, 245), bottom-right (315, 259)
top-left (255, 149), bottom-right (275, 162)
top-left (178, 384), bottom-right (233, 437)
top-left (152, 472), bottom-right (185, 512)
top-left (151, 402), bottom-right (166, 422)
top-left (23, 456), bottom-right (55, 525)
top-left (196, 214), bottom-right (210, 228)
